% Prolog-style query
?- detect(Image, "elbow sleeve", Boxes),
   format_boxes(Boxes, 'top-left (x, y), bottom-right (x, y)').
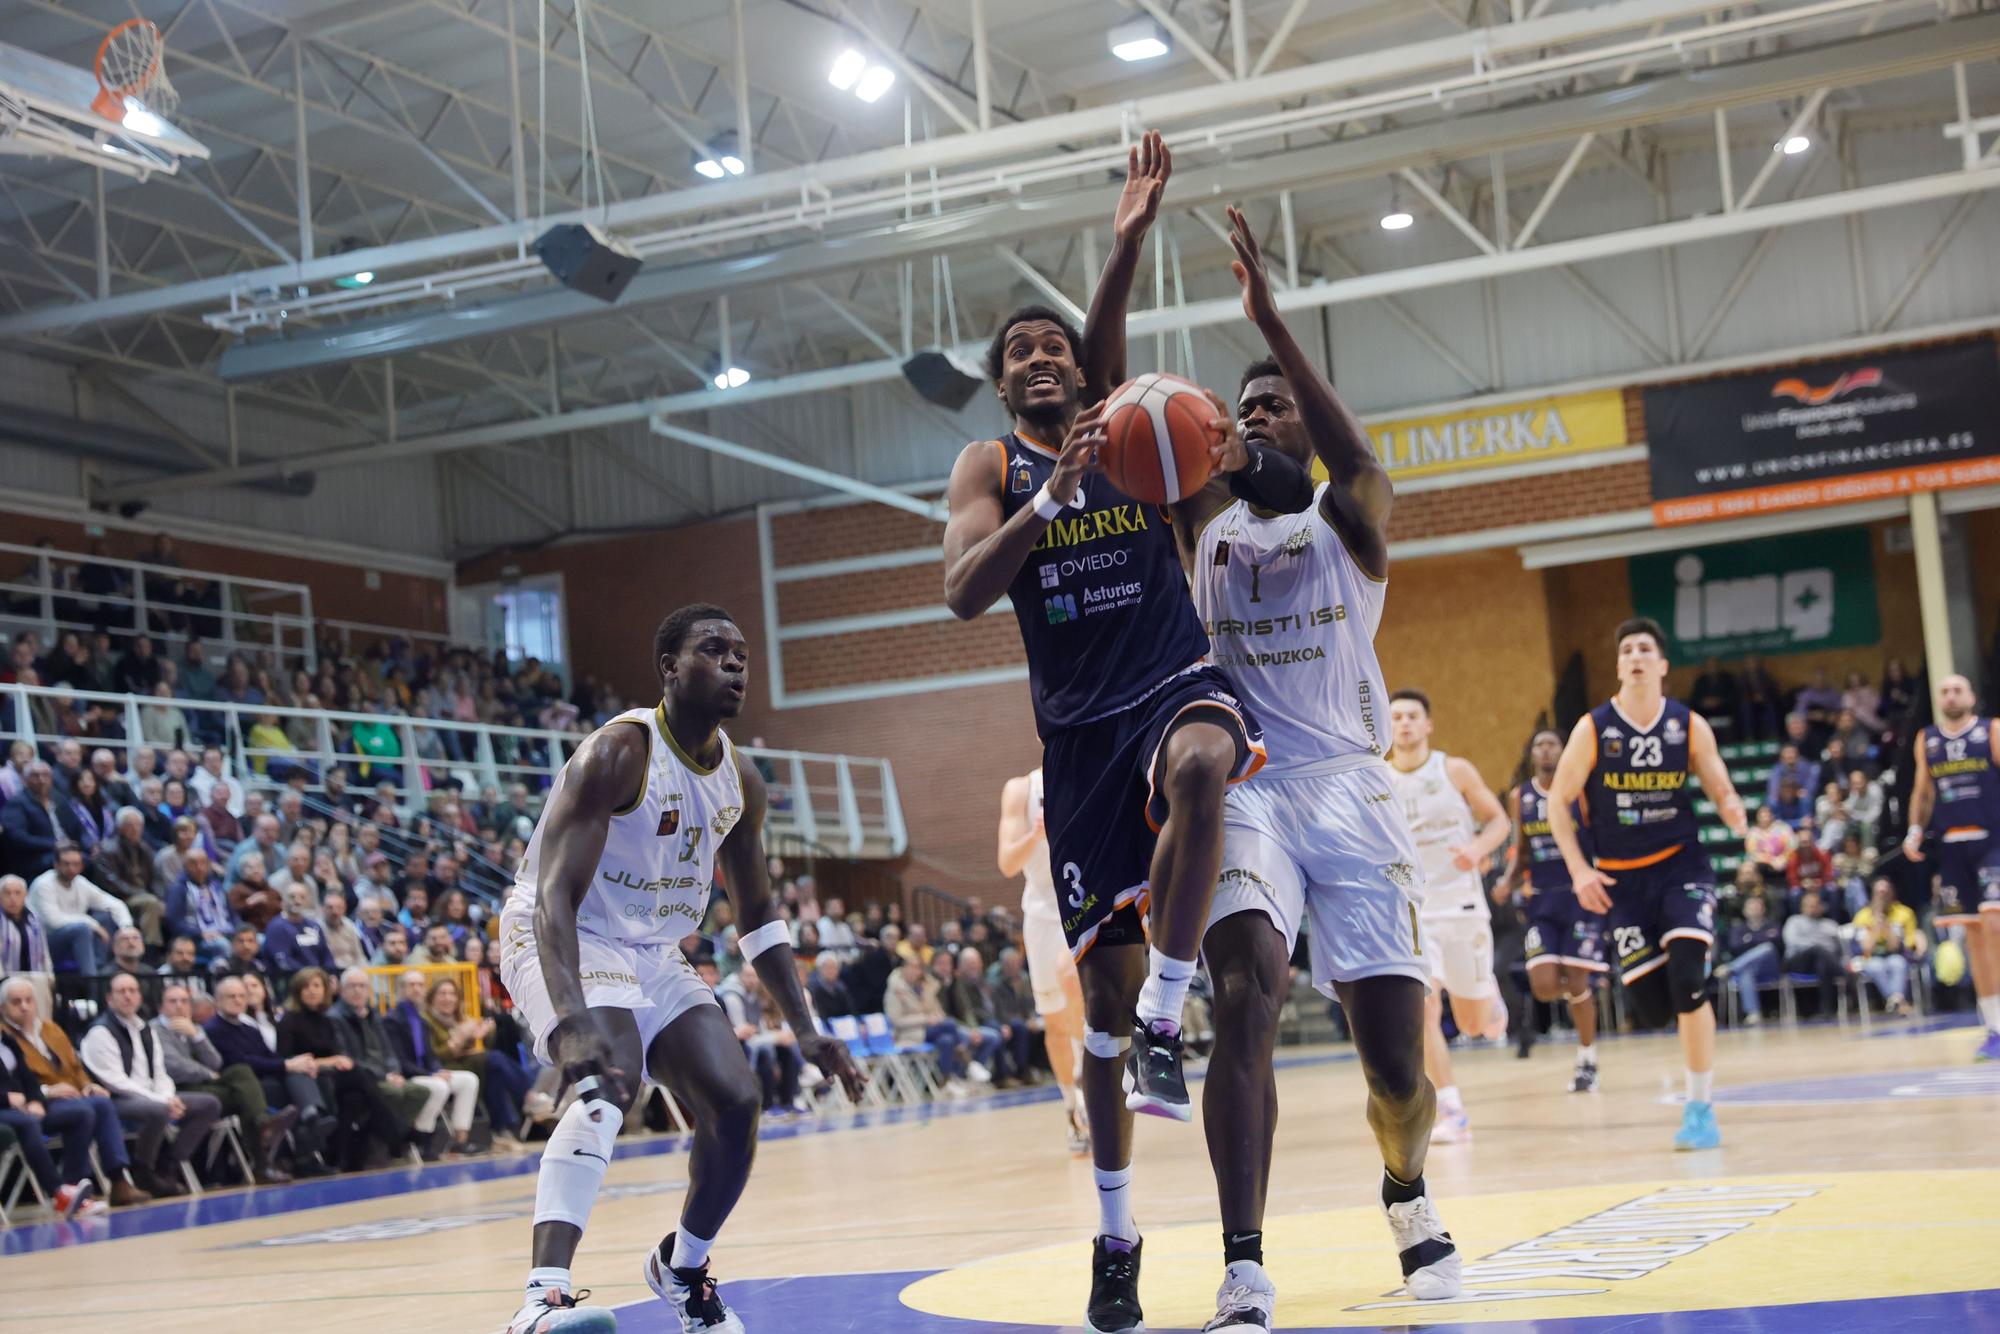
top-left (1226, 444), bottom-right (1315, 513)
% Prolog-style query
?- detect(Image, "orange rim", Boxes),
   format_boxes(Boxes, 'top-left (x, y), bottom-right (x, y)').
top-left (91, 18), bottom-right (163, 121)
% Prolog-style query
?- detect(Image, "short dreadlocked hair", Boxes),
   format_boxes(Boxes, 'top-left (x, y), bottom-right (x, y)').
top-left (984, 304), bottom-right (1084, 385)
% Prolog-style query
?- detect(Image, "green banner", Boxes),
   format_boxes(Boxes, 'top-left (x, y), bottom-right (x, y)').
top-left (1629, 526), bottom-right (1881, 660)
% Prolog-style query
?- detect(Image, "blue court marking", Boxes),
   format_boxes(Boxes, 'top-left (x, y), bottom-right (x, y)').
top-left (602, 1273), bottom-right (2000, 1333)
top-left (0, 1049), bottom-right (1361, 1257)
top-left (1862, 1014), bottom-right (1983, 1038)
top-left (1713, 1066), bottom-right (2000, 1106)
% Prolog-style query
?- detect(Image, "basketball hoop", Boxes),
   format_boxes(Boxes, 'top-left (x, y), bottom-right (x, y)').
top-left (90, 18), bottom-right (177, 127)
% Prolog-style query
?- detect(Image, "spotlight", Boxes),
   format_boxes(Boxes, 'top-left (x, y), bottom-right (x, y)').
top-left (1380, 209), bottom-right (1413, 231)
top-left (855, 66), bottom-right (896, 102)
top-left (1777, 134), bottom-right (1811, 156)
top-left (1108, 18), bottom-right (1169, 61)
top-left (712, 366), bottom-right (750, 389)
top-left (828, 49), bottom-right (867, 91)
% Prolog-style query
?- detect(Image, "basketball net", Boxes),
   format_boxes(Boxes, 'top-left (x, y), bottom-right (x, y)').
top-left (91, 18), bottom-right (178, 127)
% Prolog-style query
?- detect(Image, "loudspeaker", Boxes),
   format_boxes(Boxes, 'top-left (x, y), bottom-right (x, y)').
top-left (901, 349), bottom-right (985, 412)
top-left (533, 223), bottom-right (643, 303)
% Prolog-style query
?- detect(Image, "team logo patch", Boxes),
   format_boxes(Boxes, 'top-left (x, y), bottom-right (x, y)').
top-left (1664, 716), bottom-right (1686, 744)
top-left (711, 805), bottom-right (743, 838)
top-left (1280, 526), bottom-right (1312, 556)
top-left (1604, 737), bottom-right (1624, 758)
top-left (657, 809), bottom-right (681, 837)
top-left (1384, 862), bottom-right (1416, 891)
top-left (1213, 540), bottom-right (1231, 566)
top-left (1009, 461), bottom-right (1034, 494)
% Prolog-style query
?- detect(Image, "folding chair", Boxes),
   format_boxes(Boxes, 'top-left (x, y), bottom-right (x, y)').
top-left (861, 1012), bottom-right (943, 1103)
top-left (827, 1015), bottom-right (891, 1109)
top-left (0, 1139), bottom-right (21, 1226)
top-left (202, 1115), bottom-right (257, 1188)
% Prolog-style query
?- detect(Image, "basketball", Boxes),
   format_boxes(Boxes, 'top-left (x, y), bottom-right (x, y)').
top-left (1099, 371), bottom-right (1220, 504)
top-left (1934, 937), bottom-right (1966, 988)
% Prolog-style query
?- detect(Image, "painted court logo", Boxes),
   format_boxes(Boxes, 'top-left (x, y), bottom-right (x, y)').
top-left (1351, 1182), bottom-right (1824, 1309)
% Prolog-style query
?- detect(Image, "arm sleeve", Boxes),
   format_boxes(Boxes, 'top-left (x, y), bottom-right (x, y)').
top-left (1226, 443), bottom-right (1315, 514)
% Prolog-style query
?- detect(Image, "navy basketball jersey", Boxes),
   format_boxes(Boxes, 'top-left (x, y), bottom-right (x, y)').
top-left (992, 431), bottom-right (1210, 737)
top-left (1923, 717), bottom-right (2000, 838)
top-left (1582, 697), bottom-right (1699, 866)
top-left (1518, 779), bottom-right (1588, 893)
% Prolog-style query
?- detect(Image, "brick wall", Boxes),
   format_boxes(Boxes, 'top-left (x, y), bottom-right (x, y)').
top-left (1387, 460), bottom-right (1652, 542)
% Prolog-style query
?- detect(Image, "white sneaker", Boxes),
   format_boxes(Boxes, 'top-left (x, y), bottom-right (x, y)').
top-left (1383, 1193), bottom-right (1463, 1300)
top-left (1202, 1258), bottom-right (1276, 1330)
top-left (644, 1241), bottom-right (746, 1332)
top-left (967, 1060), bottom-right (993, 1084)
top-left (506, 1289), bottom-right (617, 1334)
top-left (1428, 1109), bottom-right (1472, 1144)
top-left (945, 1078), bottom-right (970, 1099)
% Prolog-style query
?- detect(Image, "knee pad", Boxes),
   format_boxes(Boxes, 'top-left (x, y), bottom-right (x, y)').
top-left (1083, 1027), bottom-right (1130, 1059)
top-left (1623, 967), bottom-right (1673, 1030)
top-left (534, 1094), bottom-right (621, 1230)
top-left (1667, 938), bottom-right (1711, 1015)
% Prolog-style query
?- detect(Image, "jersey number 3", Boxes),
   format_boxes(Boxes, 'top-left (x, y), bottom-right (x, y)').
top-left (678, 826), bottom-right (704, 863)
top-left (1062, 862), bottom-right (1087, 910)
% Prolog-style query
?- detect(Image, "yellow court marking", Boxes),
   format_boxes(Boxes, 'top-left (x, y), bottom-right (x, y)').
top-left (898, 1170), bottom-right (2000, 1328)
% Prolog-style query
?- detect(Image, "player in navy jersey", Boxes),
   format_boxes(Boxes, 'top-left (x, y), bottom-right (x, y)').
top-left (1548, 618), bottom-right (1746, 1151)
top-left (1509, 729), bottom-right (1607, 1091)
top-left (941, 134), bottom-right (1315, 1334)
top-left (1902, 673), bottom-right (2000, 1060)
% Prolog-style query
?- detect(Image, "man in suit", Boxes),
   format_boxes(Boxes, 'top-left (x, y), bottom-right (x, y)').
top-left (1, 761), bottom-right (61, 881)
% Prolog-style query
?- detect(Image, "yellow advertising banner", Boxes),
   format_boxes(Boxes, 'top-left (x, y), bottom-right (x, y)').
top-left (1310, 387), bottom-right (1630, 482)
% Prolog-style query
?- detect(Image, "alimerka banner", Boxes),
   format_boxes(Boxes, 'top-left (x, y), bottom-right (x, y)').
top-left (1312, 388), bottom-right (1630, 484)
top-left (1644, 342), bottom-right (2000, 525)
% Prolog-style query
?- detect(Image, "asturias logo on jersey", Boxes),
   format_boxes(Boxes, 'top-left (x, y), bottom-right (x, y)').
top-left (1044, 593), bottom-right (1079, 625)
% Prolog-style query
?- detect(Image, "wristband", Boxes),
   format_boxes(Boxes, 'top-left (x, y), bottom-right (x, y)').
top-left (1032, 483), bottom-right (1066, 522)
top-left (739, 919), bottom-right (791, 961)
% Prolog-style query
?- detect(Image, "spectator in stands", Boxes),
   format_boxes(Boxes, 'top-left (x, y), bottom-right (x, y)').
top-left (382, 969), bottom-right (478, 1154)
top-left (435, 889), bottom-right (475, 948)
top-left (398, 885), bottom-right (431, 935)
top-left (157, 934), bottom-right (206, 993)
top-left (0, 740), bottom-right (32, 805)
top-left (264, 885), bottom-right (337, 976)
top-left (109, 925), bottom-right (152, 985)
top-left (200, 783), bottom-right (242, 853)
top-left (807, 953), bottom-right (854, 1019)
top-left (1815, 786), bottom-right (1851, 853)
top-left (327, 967), bottom-right (445, 1159)
top-left (1, 976), bottom-right (150, 1204)
top-left (81, 972), bottom-right (220, 1196)
top-left (353, 852), bottom-right (398, 913)
top-left (1844, 769), bottom-right (1883, 846)
top-left (229, 813), bottom-right (281, 879)
top-left (1829, 708), bottom-right (1874, 769)
top-left (91, 748), bottom-right (136, 810)
top-left (1691, 659), bottom-right (1740, 736)
top-left (1880, 657), bottom-right (1917, 728)
top-left (165, 847), bottom-right (235, 965)
top-left (368, 781), bottom-right (402, 829)
top-left (717, 963), bottom-right (805, 1114)
top-left (274, 790), bottom-right (309, 846)
top-left (324, 823), bottom-right (359, 887)
top-left (421, 974), bottom-right (531, 1145)
top-left (141, 683), bottom-right (192, 751)
top-left (884, 952), bottom-right (971, 1097)
top-left (29, 844), bottom-right (128, 974)
top-left (1782, 889), bottom-right (1844, 1018)
top-left (898, 922), bottom-right (934, 966)
top-left (1787, 819), bottom-right (1835, 891)
top-left (92, 806), bottom-right (166, 947)
top-left (934, 950), bottom-right (1000, 1085)
top-left (1745, 806), bottom-right (1797, 878)
top-left (1796, 670), bottom-right (1842, 740)
top-left (370, 923), bottom-right (412, 969)
top-left (0, 874), bottom-right (50, 975)
top-left (2, 761), bottom-right (62, 881)
top-left (0, 1022), bottom-right (109, 1216)
top-left (320, 891), bottom-right (366, 971)
top-left (1852, 878), bottom-right (1924, 1016)
top-left (135, 778), bottom-right (172, 846)
top-left (155, 817), bottom-right (199, 888)
top-left (846, 925), bottom-right (899, 1015)
top-left (228, 851), bottom-right (280, 931)
top-left (213, 925), bottom-right (270, 987)
top-left (204, 974), bottom-right (331, 1173)
top-left (1766, 741), bottom-right (1820, 813)
top-left (177, 641), bottom-right (217, 703)
top-left (955, 945), bottom-right (1025, 1084)
top-left (49, 739), bottom-right (85, 801)
top-left (408, 922), bottom-right (454, 968)
top-left (278, 967), bottom-right (408, 1170)
top-left (58, 768), bottom-right (117, 852)
top-left (267, 843), bottom-right (320, 910)
top-left (152, 981), bottom-right (294, 1183)
top-left (816, 896), bottom-right (859, 960)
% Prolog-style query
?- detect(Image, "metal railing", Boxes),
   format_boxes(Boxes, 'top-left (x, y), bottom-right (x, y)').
top-left (0, 538), bottom-right (317, 669)
top-left (1, 681), bottom-right (907, 861)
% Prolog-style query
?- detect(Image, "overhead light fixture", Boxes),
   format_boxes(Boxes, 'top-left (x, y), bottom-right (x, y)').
top-left (1108, 17), bottom-right (1170, 62)
top-left (695, 133), bottom-right (748, 180)
top-left (1777, 134), bottom-right (1811, 156)
top-left (830, 48), bottom-right (895, 102)
top-left (712, 366), bottom-right (750, 389)
top-left (694, 158), bottom-right (726, 179)
top-left (1381, 181), bottom-right (1413, 231)
top-left (328, 237), bottom-right (377, 290)
top-left (854, 65), bottom-right (896, 102)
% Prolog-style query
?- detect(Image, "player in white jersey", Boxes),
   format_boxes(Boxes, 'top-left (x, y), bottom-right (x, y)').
top-left (1173, 206), bottom-right (1462, 1330)
top-left (501, 604), bottom-right (860, 1334)
top-left (998, 768), bottom-right (1090, 1157)
top-left (1385, 690), bottom-right (1512, 1146)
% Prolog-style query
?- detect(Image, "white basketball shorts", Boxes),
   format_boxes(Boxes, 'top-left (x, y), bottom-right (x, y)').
top-left (1020, 901), bottom-right (1076, 1016)
top-left (499, 904), bottom-right (718, 1066)
top-left (1207, 761), bottom-right (1429, 997)
top-left (1419, 912), bottom-right (1498, 1002)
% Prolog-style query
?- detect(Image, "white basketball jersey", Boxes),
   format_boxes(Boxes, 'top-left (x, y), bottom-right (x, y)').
top-left (506, 705), bottom-right (745, 945)
top-left (1386, 750), bottom-right (1487, 918)
top-left (1191, 484), bottom-right (1390, 774)
top-left (1020, 768), bottom-right (1058, 926)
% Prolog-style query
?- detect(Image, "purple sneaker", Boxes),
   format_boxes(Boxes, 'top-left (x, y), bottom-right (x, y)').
top-left (1976, 1031), bottom-right (2000, 1063)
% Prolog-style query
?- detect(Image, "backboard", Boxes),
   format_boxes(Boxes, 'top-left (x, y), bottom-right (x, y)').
top-left (0, 38), bottom-right (209, 179)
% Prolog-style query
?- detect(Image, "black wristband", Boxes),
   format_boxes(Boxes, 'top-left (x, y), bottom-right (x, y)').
top-left (1227, 442), bottom-right (1315, 513)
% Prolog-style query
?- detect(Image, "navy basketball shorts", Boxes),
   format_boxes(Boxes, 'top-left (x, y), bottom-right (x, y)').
top-left (1934, 833), bottom-right (2000, 915)
top-left (1602, 844), bottom-right (1717, 984)
top-left (1523, 888), bottom-right (1609, 975)
top-left (1041, 665), bottom-right (1265, 958)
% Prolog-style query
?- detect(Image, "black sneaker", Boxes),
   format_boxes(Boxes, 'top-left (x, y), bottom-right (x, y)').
top-left (1122, 1020), bottom-right (1191, 1121)
top-left (1570, 1062), bottom-right (1599, 1094)
top-left (1086, 1235), bottom-right (1144, 1333)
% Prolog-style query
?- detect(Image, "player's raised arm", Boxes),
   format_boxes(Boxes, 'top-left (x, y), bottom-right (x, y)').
top-left (532, 724), bottom-right (649, 1096)
top-left (1080, 129), bottom-right (1170, 404)
top-left (1903, 745), bottom-right (1934, 862)
top-left (1224, 206), bottom-right (1391, 578)
top-left (1547, 715), bottom-right (1610, 914)
top-left (719, 753), bottom-right (862, 1100)
top-left (1688, 714), bottom-right (1747, 838)
top-left (1445, 757), bottom-right (1511, 871)
top-left (942, 408), bottom-right (1105, 619)
top-left (997, 775), bottom-right (1038, 878)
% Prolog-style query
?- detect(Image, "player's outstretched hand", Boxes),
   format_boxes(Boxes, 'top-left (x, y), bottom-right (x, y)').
top-left (1114, 129), bottom-right (1172, 245)
top-left (1203, 388), bottom-right (1249, 473)
top-left (799, 1031), bottom-right (866, 1102)
top-left (1226, 204), bottom-right (1278, 327)
top-left (553, 1021), bottom-right (631, 1113)
top-left (1049, 403), bottom-right (1106, 507)
top-left (1572, 865), bottom-right (1615, 916)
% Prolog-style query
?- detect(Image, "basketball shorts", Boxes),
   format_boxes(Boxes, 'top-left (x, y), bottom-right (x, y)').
top-left (1934, 832), bottom-right (2000, 916)
top-left (1020, 901), bottom-right (1076, 1015)
top-left (1602, 844), bottom-right (1717, 984)
top-left (1420, 912), bottom-right (1498, 1002)
top-left (1042, 665), bottom-right (1265, 957)
top-left (1524, 888), bottom-right (1609, 974)
top-left (499, 904), bottom-right (717, 1066)
top-left (1207, 760), bottom-right (1427, 997)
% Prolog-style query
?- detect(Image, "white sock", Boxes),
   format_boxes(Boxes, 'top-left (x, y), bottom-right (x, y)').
top-left (1094, 1164), bottom-right (1137, 1243)
top-left (1576, 1044), bottom-right (1597, 1066)
top-left (1980, 995), bottom-right (2000, 1035)
top-left (533, 1094), bottom-right (619, 1232)
top-left (526, 1267), bottom-right (572, 1301)
top-left (670, 1225), bottom-right (716, 1272)
top-left (1686, 1069), bottom-right (1714, 1104)
top-left (1436, 1084), bottom-right (1464, 1115)
top-left (1135, 946), bottom-right (1194, 1031)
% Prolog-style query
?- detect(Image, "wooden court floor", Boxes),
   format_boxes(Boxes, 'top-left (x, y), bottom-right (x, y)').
top-left (4, 1017), bottom-right (1997, 1334)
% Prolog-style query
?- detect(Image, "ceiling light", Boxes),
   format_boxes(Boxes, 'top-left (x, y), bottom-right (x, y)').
top-left (712, 366), bottom-right (750, 389)
top-left (694, 158), bottom-right (726, 179)
top-left (1380, 210), bottom-right (1414, 230)
top-left (719, 154), bottom-right (745, 175)
top-left (828, 49), bottom-right (867, 91)
top-left (854, 65), bottom-right (896, 102)
top-left (1108, 17), bottom-right (1169, 61)
top-left (1777, 134), bottom-right (1811, 156)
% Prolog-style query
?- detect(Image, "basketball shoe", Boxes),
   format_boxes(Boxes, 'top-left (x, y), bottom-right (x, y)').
top-left (1976, 1031), bottom-right (2000, 1062)
top-left (1570, 1060), bottom-right (1599, 1093)
top-left (1673, 1100), bottom-right (1720, 1150)
top-left (1085, 1235), bottom-right (1144, 1333)
top-left (1202, 1258), bottom-right (1275, 1330)
top-left (1382, 1192), bottom-right (1462, 1300)
top-left (505, 1289), bottom-right (616, 1333)
top-left (644, 1237), bottom-right (746, 1332)
top-left (1123, 1019), bottom-right (1191, 1121)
